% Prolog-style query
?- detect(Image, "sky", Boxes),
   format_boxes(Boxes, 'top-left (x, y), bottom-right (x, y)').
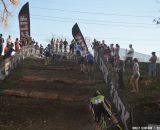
top-left (1, 0), bottom-right (160, 55)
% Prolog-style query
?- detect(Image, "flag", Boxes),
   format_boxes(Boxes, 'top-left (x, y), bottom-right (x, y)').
top-left (18, 2), bottom-right (30, 39)
top-left (72, 23), bottom-right (88, 51)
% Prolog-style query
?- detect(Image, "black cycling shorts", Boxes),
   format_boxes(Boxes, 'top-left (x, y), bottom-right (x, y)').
top-left (93, 104), bottom-right (111, 123)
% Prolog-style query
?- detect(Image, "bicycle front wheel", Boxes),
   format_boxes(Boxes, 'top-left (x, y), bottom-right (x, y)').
top-left (114, 124), bottom-right (123, 130)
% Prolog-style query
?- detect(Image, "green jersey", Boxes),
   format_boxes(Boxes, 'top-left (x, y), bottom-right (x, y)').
top-left (90, 95), bottom-right (105, 105)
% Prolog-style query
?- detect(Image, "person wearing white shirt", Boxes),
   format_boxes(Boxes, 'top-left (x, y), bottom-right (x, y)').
top-left (7, 35), bottom-right (13, 46)
top-left (125, 44), bottom-right (134, 64)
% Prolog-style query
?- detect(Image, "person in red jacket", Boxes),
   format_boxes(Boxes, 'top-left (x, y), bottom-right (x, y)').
top-left (4, 46), bottom-right (8, 54)
top-left (15, 38), bottom-right (20, 52)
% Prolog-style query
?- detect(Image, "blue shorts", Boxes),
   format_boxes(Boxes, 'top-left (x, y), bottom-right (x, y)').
top-left (149, 64), bottom-right (156, 77)
top-left (76, 50), bottom-right (81, 55)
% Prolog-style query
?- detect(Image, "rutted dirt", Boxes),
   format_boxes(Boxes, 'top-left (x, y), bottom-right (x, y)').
top-left (0, 58), bottom-right (106, 130)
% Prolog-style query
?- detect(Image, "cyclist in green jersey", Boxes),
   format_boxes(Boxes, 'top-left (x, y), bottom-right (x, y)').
top-left (90, 90), bottom-right (122, 130)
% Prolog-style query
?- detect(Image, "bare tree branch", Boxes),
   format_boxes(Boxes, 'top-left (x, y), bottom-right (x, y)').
top-left (9, 0), bottom-right (19, 6)
top-left (1, 0), bottom-right (9, 13)
top-left (0, 0), bottom-right (19, 26)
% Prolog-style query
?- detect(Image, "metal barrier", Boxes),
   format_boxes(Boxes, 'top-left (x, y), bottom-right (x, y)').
top-left (94, 48), bottom-right (131, 130)
top-left (0, 45), bottom-right (37, 81)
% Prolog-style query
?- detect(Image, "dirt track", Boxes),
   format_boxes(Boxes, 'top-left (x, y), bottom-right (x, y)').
top-left (0, 58), bottom-right (106, 130)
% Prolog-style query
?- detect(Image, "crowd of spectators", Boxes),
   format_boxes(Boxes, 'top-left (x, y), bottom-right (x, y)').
top-left (50, 38), bottom-right (69, 53)
top-left (92, 39), bottom-right (158, 94)
top-left (48, 38), bottom-right (94, 75)
top-left (0, 34), bottom-right (35, 60)
top-left (0, 34), bottom-right (158, 93)
top-left (92, 39), bottom-right (121, 71)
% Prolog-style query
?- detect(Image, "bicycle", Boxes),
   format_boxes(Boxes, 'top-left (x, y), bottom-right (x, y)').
top-left (99, 114), bottom-right (108, 130)
top-left (99, 113), bottom-right (123, 130)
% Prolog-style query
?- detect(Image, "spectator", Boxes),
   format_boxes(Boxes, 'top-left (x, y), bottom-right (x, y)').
top-left (15, 38), bottom-right (20, 52)
top-left (109, 44), bottom-right (114, 67)
top-left (55, 39), bottom-right (59, 53)
top-left (130, 58), bottom-right (140, 93)
top-left (92, 39), bottom-right (97, 49)
top-left (104, 45), bottom-right (111, 64)
top-left (86, 51), bottom-right (94, 73)
top-left (44, 44), bottom-right (52, 65)
top-left (107, 46), bottom-right (112, 62)
top-left (40, 44), bottom-right (44, 58)
top-left (0, 34), bottom-right (4, 56)
top-left (102, 40), bottom-right (105, 47)
top-left (63, 39), bottom-right (68, 52)
top-left (75, 42), bottom-right (82, 63)
top-left (7, 35), bottom-right (13, 47)
top-left (117, 60), bottom-right (124, 89)
top-left (149, 52), bottom-right (157, 78)
top-left (92, 39), bottom-right (97, 48)
top-left (70, 39), bottom-right (75, 54)
top-left (125, 44), bottom-right (134, 64)
top-left (3, 44), bottom-right (15, 59)
top-left (114, 44), bottom-right (120, 70)
top-left (34, 42), bottom-right (40, 56)
top-left (51, 38), bottom-right (55, 50)
top-left (59, 39), bottom-right (63, 52)
top-left (110, 44), bottom-right (115, 57)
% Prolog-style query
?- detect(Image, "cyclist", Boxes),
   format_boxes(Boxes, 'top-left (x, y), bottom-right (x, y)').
top-left (44, 44), bottom-right (52, 65)
top-left (75, 42), bottom-right (82, 64)
top-left (40, 44), bottom-right (44, 58)
top-left (90, 90), bottom-right (121, 130)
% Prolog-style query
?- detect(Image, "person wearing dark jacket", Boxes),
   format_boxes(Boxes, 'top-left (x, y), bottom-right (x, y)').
top-left (3, 44), bottom-right (15, 59)
top-left (0, 34), bottom-right (4, 56)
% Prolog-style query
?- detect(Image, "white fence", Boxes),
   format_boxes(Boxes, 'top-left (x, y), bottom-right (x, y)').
top-left (94, 49), bottom-right (131, 130)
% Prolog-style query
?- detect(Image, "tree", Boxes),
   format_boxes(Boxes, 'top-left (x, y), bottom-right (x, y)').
top-left (153, 0), bottom-right (160, 24)
top-left (153, 18), bottom-right (160, 24)
top-left (0, 0), bottom-right (19, 26)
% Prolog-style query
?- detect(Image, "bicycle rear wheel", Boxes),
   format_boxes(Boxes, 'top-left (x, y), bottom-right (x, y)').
top-left (100, 119), bottom-right (107, 130)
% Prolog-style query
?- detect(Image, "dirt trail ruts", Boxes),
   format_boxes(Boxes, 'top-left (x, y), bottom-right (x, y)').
top-left (0, 58), bottom-right (106, 130)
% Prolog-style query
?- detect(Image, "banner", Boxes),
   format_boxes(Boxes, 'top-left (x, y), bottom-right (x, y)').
top-left (72, 23), bottom-right (88, 51)
top-left (18, 2), bottom-right (30, 39)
